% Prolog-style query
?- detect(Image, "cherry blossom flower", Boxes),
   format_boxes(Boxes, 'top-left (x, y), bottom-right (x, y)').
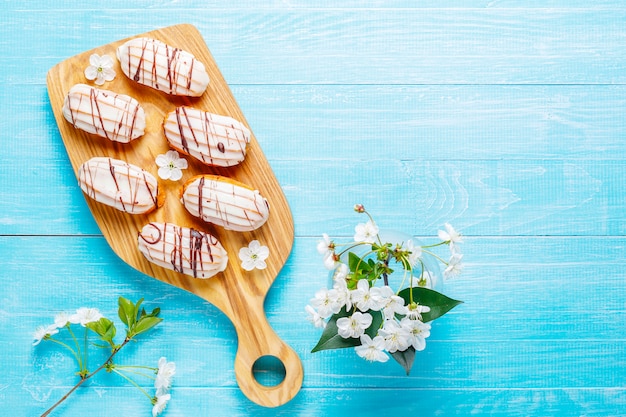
top-left (405, 239), bottom-right (422, 268)
top-left (323, 252), bottom-right (340, 270)
top-left (400, 317), bottom-right (431, 351)
top-left (84, 54), bottom-right (116, 85)
top-left (351, 279), bottom-right (380, 312)
top-left (238, 240), bottom-right (270, 271)
top-left (332, 274), bottom-right (352, 311)
top-left (305, 305), bottom-right (326, 329)
top-left (336, 311), bottom-right (373, 339)
top-left (355, 334), bottom-right (389, 363)
top-left (152, 393), bottom-right (171, 417)
top-left (438, 223), bottom-right (463, 250)
top-left (374, 286), bottom-right (408, 320)
top-left (405, 302), bottom-right (431, 321)
top-left (317, 233), bottom-right (335, 258)
top-left (378, 319), bottom-right (411, 353)
top-left (310, 287), bottom-right (341, 319)
top-left (444, 253), bottom-right (464, 279)
top-left (154, 357), bottom-right (176, 396)
top-left (70, 307), bottom-right (103, 327)
top-left (156, 150), bottom-right (188, 181)
top-left (354, 220), bottom-right (379, 243)
top-left (32, 324), bottom-right (59, 346)
top-left (54, 312), bottom-right (72, 328)
top-left (332, 263), bottom-right (349, 282)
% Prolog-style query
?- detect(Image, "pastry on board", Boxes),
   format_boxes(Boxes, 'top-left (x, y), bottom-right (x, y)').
top-left (163, 106), bottom-right (250, 167)
top-left (180, 175), bottom-right (270, 232)
top-left (117, 37), bottom-right (209, 97)
top-left (137, 222), bottom-right (228, 279)
top-left (62, 83), bottom-right (145, 143)
top-left (78, 156), bottom-right (160, 214)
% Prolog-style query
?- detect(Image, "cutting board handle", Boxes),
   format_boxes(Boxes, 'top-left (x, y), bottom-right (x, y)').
top-left (231, 304), bottom-right (303, 407)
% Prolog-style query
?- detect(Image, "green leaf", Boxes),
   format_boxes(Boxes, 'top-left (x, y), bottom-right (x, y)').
top-left (390, 347), bottom-right (415, 375)
top-left (118, 297), bottom-right (136, 328)
top-left (311, 307), bottom-right (383, 353)
top-left (86, 317), bottom-right (116, 344)
top-left (131, 316), bottom-right (163, 337)
top-left (398, 287), bottom-right (463, 322)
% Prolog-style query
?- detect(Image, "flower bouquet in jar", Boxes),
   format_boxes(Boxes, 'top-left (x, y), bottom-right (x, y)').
top-left (306, 205), bottom-right (464, 374)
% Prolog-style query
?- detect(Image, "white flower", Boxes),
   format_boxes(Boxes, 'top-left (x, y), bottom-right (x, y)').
top-left (405, 239), bottom-right (422, 268)
top-left (323, 252), bottom-right (340, 270)
top-left (405, 302), bottom-right (431, 321)
top-left (438, 223), bottom-right (463, 246)
top-left (336, 311), bottom-right (372, 339)
top-left (373, 286), bottom-right (407, 320)
top-left (353, 220), bottom-right (379, 243)
top-left (332, 275), bottom-right (352, 311)
top-left (71, 307), bottom-right (103, 327)
top-left (155, 357), bottom-right (176, 396)
top-left (156, 150), bottom-right (188, 181)
top-left (400, 317), bottom-right (431, 351)
top-left (152, 393), bottom-right (171, 417)
top-left (317, 233), bottom-right (335, 258)
top-left (310, 288), bottom-right (341, 319)
top-left (332, 263), bottom-right (349, 282)
top-left (351, 279), bottom-right (380, 312)
top-left (355, 334), bottom-right (389, 363)
top-left (444, 253), bottom-right (464, 279)
top-left (238, 240), bottom-right (270, 271)
top-left (54, 312), bottom-right (72, 328)
top-left (32, 324), bottom-right (59, 346)
top-left (378, 319), bottom-right (411, 353)
top-left (305, 305), bottom-right (326, 329)
top-left (84, 54), bottom-right (116, 85)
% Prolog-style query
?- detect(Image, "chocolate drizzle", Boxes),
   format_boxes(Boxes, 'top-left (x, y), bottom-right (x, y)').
top-left (138, 222), bottom-right (225, 279)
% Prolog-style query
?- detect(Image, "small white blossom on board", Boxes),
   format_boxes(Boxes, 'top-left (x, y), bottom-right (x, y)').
top-left (155, 150), bottom-right (188, 181)
top-left (238, 240), bottom-right (270, 271)
top-left (84, 54), bottom-right (116, 85)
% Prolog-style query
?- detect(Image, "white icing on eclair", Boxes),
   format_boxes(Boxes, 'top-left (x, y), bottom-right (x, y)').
top-left (181, 175), bottom-right (270, 232)
top-left (117, 37), bottom-right (209, 97)
top-left (163, 106), bottom-right (250, 167)
top-left (78, 157), bottom-right (158, 214)
top-left (138, 222), bottom-right (228, 279)
top-left (62, 84), bottom-right (145, 143)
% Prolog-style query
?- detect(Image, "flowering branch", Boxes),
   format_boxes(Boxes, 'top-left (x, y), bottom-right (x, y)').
top-left (33, 297), bottom-right (175, 417)
top-left (307, 205), bottom-right (464, 374)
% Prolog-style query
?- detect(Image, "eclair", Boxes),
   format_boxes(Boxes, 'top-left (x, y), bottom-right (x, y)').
top-left (117, 37), bottom-right (209, 97)
top-left (181, 175), bottom-right (270, 232)
top-left (78, 157), bottom-right (160, 214)
top-left (163, 106), bottom-right (250, 167)
top-left (137, 222), bottom-right (228, 279)
top-left (62, 84), bottom-right (145, 143)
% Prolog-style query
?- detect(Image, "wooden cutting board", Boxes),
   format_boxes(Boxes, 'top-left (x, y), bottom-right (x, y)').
top-left (46, 23), bottom-right (302, 407)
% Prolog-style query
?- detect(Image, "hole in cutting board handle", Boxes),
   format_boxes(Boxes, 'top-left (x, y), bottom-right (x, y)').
top-left (252, 355), bottom-right (287, 387)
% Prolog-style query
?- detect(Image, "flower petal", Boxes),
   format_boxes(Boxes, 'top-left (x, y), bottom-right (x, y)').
top-left (155, 154), bottom-right (169, 167)
top-left (168, 168), bottom-right (183, 181)
top-left (84, 66), bottom-right (98, 80)
top-left (157, 166), bottom-right (172, 180)
top-left (89, 54), bottom-right (101, 66)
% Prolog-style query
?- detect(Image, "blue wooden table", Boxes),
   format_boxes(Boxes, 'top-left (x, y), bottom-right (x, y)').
top-left (1, 1), bottom-right (625, 416)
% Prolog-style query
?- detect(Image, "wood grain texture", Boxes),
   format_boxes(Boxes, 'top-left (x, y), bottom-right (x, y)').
top-left (1, 2), bottom-right (625, 416)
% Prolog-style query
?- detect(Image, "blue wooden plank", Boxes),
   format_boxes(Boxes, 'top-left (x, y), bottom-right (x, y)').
top-left (2, 9), bottom-right (626, 84)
